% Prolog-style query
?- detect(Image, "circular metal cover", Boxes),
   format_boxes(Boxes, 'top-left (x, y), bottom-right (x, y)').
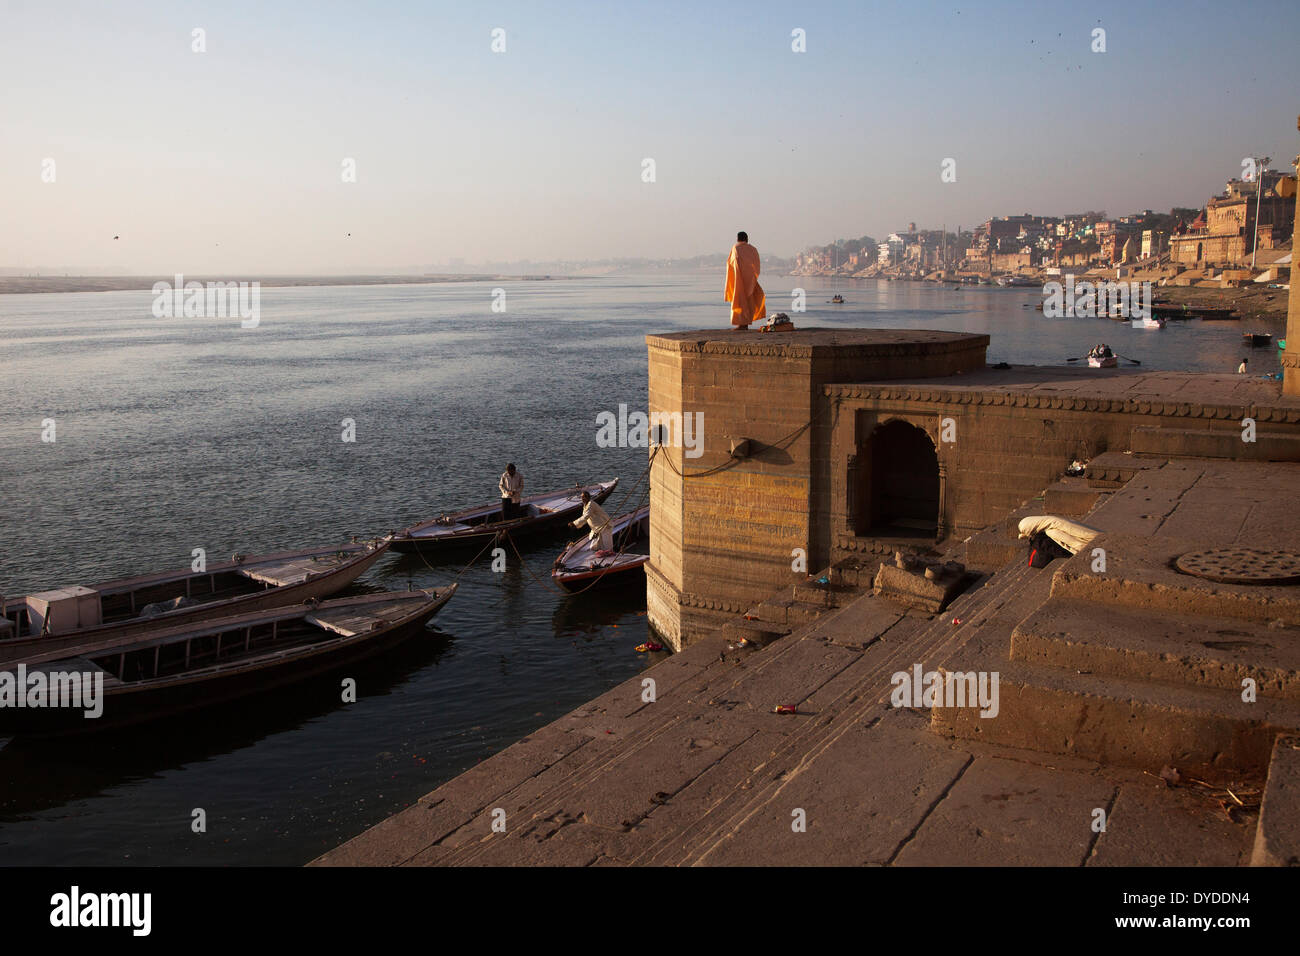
top-left (1175, 548), bottom-right (1300, 585)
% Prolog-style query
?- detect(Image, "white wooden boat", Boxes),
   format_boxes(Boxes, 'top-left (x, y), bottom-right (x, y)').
top-left (1087, 345), bottom-right (1118, 368)
top-left (551, 506), bottom-right (650, 593)
top-left (0, 586), bottom-right (456, 736)
top-left (0, 539), bottom-right (390, 665)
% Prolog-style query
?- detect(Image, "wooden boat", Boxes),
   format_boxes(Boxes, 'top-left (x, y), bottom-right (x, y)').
top-left (1243, 331), bottom-right (1273, 346)
top-left (829, 294), bottom-right (845, 303)
top-left (1087, 345), bottom-right (1118, 368)
top-left (0, 539), bottom-right (391, 665)
top-left (391, 480), bottom-right (618, 555)
top-left (0, 586), bottom-right (457, 736)
top-left (551, 506), bottom-right (650, 593)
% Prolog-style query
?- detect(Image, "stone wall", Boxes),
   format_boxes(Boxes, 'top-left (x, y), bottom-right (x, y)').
top-left (647, 327), bottom-right (1300, 650)
top-left (645, 329), bottom-right (989, 649)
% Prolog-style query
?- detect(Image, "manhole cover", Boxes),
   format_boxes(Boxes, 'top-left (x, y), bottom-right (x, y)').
top-left (1175, 548), bottom-right (1300, 585)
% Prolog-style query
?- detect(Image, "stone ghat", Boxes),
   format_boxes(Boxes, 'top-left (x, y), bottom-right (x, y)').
top-left (312, 455), bottom-right (1299, 866)
top-left (644, 326), bottom-right (1300, 653)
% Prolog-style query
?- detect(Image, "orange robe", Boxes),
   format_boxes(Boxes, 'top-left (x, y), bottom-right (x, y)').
top-left (724, 241), bottom-right (766, 327)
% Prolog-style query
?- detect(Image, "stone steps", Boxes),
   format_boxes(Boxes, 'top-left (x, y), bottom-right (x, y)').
top-left (1043, 476), bottom-right (1106, 517)
top-left (1251, 733), bottom-right (1300, 866)
top-left (1084, 450), bottom-right (1164, 488)
top-left (930, 656), bottom-right (1300, 780)
top-left (1048, 533), bottom-right (1300, 626)
top-left (1012, 598), bottom-right (1300, 702)
top-left (1131, 425), bottom-right (1300, 462)
top-left (929, 533), bottom-right (1300, 782)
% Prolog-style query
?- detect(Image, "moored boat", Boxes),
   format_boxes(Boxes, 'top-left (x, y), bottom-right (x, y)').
top-left (1243, 331), bottom-right (1273, 347)
top-left (551, 506), bottom-right (650, 593)
top-left (0, 539), bottom-right (391, 665)
top-left (0, 586), bottom-right (457, 736)
top-left (391, 480), bottom-right (618, 555)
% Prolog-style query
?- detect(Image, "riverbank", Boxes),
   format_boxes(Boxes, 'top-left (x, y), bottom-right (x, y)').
top-left (1155, 284), bottom-right (1290, 322)
top-left (0, 274), bottom-right (577, 294)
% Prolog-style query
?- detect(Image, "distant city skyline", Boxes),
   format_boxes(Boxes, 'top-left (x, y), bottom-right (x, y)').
top-left (3, 0), bottom-right (1298, 275)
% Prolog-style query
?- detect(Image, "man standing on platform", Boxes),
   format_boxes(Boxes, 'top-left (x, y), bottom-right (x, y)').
top-left (725, 231), bottom-right (766, 330)
top-left (499, 463), bottom-right (523, 520)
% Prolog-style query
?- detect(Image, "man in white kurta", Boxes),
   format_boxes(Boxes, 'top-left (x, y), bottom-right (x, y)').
top-left (499, 463), bottom-right (523, 520)
top-left (571, 492), bottom-right (613, 553)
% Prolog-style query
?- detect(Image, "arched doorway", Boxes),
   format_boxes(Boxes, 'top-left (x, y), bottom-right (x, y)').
top-left (854, 420), bottom-right (940, 538)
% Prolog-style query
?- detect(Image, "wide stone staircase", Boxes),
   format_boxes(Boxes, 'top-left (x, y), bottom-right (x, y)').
top-left (931, 452), bottom-right (1300, 864)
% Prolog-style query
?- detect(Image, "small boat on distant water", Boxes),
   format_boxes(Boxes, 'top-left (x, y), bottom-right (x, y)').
top-left (1087, 344), bottom-right (1118, 368)
top-left (391, 480), bottom-right (618, 555)
top-left (829, 294), bottom-right (845, 303)
top-left (1130, 315), bottom-right (1166, 329)
top-left (1243, 331), bottom-right (1273, 347)
top-left (552, 506), bottom-right (650, 593)
top-left (0, 587), bottom-right (457, 736)
top-left (0, 539), bottom-right (390, 665)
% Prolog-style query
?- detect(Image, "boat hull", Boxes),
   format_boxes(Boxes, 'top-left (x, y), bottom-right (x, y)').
top-left (0, 588), bottom-right (455, 736)
top-left (391, 481), bottom-right (618, 555)
top-left (0, 540), bottom-right (391, 666)
top-left (553, 558), bottom-right (648, 593)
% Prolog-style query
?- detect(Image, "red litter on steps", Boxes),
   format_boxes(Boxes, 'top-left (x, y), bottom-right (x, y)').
top-left (773, 704), bottom-right (798, 715)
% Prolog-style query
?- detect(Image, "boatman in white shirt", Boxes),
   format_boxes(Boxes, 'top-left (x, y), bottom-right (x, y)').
top-left (570, 490), bottom-right (613, 554)
top-left (499, 463), bottom-right (523, 521)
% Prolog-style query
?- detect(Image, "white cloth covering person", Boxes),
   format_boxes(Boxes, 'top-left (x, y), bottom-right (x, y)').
top-left (571, 496), bottom-right (613, 553)
top-left (1017, 515), bottom-right (1101, 555)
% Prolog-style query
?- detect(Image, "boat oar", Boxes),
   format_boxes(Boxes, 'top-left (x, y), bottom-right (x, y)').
top-left (1066, 356), bottom-right (1084, 362)
top-left (1115, 353), bottom-right (1142, 365)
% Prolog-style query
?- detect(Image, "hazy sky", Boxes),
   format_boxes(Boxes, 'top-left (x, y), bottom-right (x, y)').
top-left (3, 0), bottom-right (1299, 273)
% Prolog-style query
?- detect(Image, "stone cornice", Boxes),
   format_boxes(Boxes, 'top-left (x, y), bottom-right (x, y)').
top-left (823, 383), bottom-right (1300, 424)
top-left (646, 330), bottom-right (988, 360)
top-left (645, 560), bottom-right (751, 615)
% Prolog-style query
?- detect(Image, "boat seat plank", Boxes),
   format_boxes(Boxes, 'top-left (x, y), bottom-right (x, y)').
top-left (412, 522), bottom-right (474, 538)
top-left (22, 656), bottom-right (124, 688)
top-left (305, 598), bottom-right (417, 637)
top-left (236, 556), bottom-right (343, 587)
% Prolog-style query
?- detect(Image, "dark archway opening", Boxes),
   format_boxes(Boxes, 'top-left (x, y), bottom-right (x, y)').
top-left (855, 420), bottom-right (940, 538)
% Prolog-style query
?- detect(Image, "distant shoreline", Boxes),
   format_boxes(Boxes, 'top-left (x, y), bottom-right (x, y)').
top-left (0, 274), bottom-right (591, 295)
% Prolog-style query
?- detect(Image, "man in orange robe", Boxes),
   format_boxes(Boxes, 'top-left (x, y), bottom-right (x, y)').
top-left (724, 231), bottom-right (766, 329)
